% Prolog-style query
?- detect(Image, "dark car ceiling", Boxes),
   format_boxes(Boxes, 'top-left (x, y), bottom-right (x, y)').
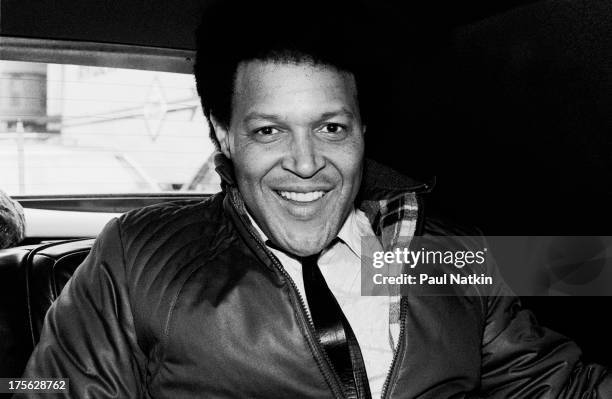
top-left (0, 0), bottom-right (537, 49)
top-left (0, 0), bottom-right (212, 50)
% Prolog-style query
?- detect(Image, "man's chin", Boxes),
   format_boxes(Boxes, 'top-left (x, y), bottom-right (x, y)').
top-left (273, 234), bottom-right (331, 257)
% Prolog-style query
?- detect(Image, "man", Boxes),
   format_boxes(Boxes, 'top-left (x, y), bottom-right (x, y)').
top-left (21, 1), bottom-right (611, 398)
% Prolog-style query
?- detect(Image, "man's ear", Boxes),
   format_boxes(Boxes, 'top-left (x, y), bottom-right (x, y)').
top-left (211, 116), bottom-right (231, 159)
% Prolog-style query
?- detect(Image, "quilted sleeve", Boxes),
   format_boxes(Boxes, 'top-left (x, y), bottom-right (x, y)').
top-left (18, 218), bottom-right (146, 398)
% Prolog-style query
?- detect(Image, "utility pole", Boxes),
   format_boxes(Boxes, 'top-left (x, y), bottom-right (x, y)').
top-left (16, 119), bottom-right (25, 194)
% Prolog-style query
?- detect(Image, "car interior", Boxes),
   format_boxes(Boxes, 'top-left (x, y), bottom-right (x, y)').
top-left (1, 0), bottom-right (611, 389)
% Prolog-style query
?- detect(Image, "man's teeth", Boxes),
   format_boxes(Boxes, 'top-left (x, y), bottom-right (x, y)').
top-left (278, 191), bottom-right (325, 202)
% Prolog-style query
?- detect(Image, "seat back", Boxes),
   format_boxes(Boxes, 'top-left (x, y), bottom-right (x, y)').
top-left (0, 239), bottom-right (93, 378)
top-left (0, 246), bottom-right (36, 379)
top-left (25, 240), bottom-right (94, 345)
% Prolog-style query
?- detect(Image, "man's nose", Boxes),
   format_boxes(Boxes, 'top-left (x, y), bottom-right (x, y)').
top-left (282, 133), bottom-right (325, 178)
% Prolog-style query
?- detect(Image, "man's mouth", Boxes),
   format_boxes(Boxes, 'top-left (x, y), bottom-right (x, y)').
top-left (275, 190), bottom-right (327, 203)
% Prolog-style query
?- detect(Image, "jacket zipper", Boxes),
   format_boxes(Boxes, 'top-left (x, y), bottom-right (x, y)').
top-left (380, 297), bottom-right (407, 399)
top-left (229, 195), bottom-right (346, 399)
top-left (381, 193), bottom-right (425, 399)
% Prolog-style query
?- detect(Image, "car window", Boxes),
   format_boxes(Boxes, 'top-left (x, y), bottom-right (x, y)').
top-left (0, 60), bottom-right (220, 195)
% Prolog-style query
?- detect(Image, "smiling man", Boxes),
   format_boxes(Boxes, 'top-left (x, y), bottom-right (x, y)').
top-left (20, 1), bottom-right (612, 398)
top-left (213, 60), bottom-right (364, 257)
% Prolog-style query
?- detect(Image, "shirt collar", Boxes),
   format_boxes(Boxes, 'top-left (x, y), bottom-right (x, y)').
top-left (335, 208), bottom-right (364, 258)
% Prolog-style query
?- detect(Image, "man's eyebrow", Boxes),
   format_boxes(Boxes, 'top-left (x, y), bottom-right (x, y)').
top-left (319, 109), bottom-right (356, 120)
top-left (243, 108), bottom-right (356, 123)
top-left (243, 112), bottom-right (285, 123)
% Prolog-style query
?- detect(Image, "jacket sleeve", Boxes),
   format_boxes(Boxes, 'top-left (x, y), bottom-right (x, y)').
top-left (18, 218), bottom-right (146, 398)
top-left (478, 253), bottom-right (612, 398)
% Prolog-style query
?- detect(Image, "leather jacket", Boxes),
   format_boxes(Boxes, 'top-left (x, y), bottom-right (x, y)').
top-left (20, 158), bottom-right (611, 398)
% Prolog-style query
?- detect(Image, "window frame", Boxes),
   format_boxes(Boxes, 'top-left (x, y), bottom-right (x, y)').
top-left (1, 36), bottom-right (211, 212)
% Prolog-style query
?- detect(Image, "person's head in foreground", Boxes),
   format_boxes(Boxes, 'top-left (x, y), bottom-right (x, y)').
top-left (0, 189), bottom-right (25, 249)
top-left (194, 0), bottom-right (372, 257)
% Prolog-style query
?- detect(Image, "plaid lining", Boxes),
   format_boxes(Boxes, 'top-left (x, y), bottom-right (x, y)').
top-left (359, 193), bottom-right (419, 350)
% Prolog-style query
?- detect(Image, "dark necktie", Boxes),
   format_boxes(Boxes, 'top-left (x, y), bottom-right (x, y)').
top-left (301, 254), bottom-right (372, 399)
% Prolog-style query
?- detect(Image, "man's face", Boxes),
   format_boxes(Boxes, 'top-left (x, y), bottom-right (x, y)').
top-left (213, 60), bottom-right (365, 257)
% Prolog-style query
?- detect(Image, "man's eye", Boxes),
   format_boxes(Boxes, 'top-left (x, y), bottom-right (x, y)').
top-left (255, 126), bottom-right (279, 136)
top-left (320, 123), bottom-right (346, 134)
